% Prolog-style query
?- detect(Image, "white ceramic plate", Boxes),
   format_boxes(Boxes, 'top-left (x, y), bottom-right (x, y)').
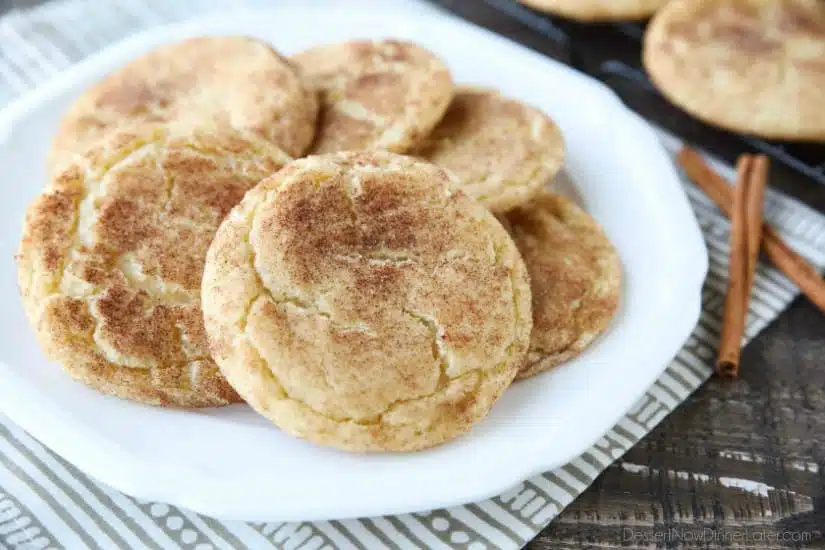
top-left (0, 6), bottom-right (707, 522)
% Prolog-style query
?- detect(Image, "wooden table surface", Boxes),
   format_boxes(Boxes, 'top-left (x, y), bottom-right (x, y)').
top-left (531, 298), bottom-right (825, 549)
top-left (2, 0), bottom-right (824, 548)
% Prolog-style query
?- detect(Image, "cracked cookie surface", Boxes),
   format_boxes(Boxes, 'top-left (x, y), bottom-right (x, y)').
top-left (504, 191), bottom-right (621, 380)
top-left (17, 126), bottom-right (292, 407)
top-left (644, 0), bottom-right (825, 140)
top-left (293, 39), bottom-right (453, 154)
top-left (50, 36), bottom-right (317, 174)
top-left (202, 151), bottom-right (532, 451)
top-left (414, 88), bottom-right (565, 214)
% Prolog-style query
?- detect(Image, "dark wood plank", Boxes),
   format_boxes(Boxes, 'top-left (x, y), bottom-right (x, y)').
top-left (530, 299), bottom-right (825, 549)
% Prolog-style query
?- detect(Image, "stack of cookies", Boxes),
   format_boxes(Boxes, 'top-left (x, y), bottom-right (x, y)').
top-left (17, 36), bottom-right (621, 452)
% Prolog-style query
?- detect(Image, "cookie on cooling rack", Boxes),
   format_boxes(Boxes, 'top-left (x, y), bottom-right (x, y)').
top-left (518, 0), bottom-right (667, 21)
top-left (644, 0), bottom-right (825, 140)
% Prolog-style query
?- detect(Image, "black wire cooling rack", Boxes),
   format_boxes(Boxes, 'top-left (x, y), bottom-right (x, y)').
top-left (427, 0), bottom-right (825, 192)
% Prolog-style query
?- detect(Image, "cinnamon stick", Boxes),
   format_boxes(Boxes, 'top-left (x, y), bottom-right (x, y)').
top-left (677, 148), bottom-right (825, 314)
top-left (745, 156), bottom-right (768, 290)
top-left (716, 156), bottom-right (756, 377)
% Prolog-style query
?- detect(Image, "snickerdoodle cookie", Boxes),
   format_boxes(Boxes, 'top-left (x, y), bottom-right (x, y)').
top-left (293, 39), bottom-right (453, 154)
top-left (202, 151), bottom-right (532, 451)
top-left (504, 191), bottom-right (621, 380)
top-left (644, 0), bottom-right (825, 140)
top-left (18, 126), bottom-right (291, 407)
top-left (50, 36), bottom-right (317, 172)
top-left (518, 0), bottom-right (667, 21)
top-left (415, 88), bottom-right (565, 214)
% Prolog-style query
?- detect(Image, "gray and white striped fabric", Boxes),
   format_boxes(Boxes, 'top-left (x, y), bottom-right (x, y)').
top-left (2, 0), bottom-right (825, 548)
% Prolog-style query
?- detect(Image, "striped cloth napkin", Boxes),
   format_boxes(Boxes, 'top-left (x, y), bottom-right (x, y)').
top-left (2, 1), bottom-right (825, 548)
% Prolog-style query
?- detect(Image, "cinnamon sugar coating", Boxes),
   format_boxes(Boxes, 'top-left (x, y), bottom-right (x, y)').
top-left (202, 152), bottom-right (532, 451)
top-left (293, 39), bottom-right (453, 154)
top-left (50, 36), bottom-right (317, 173)
top-left (415, 88), bottom-right (565, 214)
top-left (645, 0), bottom-right (825, 140)
top-left (505, 191), bottom-right (621, 379)
top-left (18, 126), bottom-right (291, 406)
